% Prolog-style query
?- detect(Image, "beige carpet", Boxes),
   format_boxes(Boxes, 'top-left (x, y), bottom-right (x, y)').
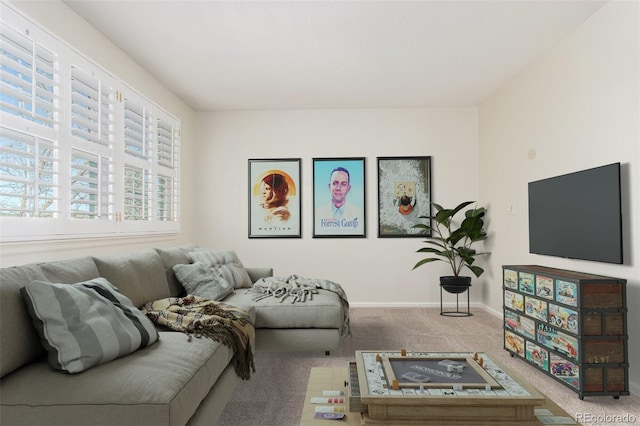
top-left (217, 307), bottom-right (639, 425)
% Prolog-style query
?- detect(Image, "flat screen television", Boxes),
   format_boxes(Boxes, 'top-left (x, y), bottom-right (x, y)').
top-left (528, 162), bottom-right (623, 264)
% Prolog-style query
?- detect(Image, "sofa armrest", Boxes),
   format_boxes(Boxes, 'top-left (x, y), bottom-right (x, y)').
top-left (246, 267), bottom-right (273, 283)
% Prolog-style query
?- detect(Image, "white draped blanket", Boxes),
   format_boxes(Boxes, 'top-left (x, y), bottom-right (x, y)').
top-left (247, 275), bottom-right (350, 336)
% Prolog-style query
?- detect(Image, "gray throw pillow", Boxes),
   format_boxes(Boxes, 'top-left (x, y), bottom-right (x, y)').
top-left (20, 277), bottom-right (159, 373)
top-left (173, 262), bottom-right (234, 301)
top-left (187, 249), bottom-right (253, 289)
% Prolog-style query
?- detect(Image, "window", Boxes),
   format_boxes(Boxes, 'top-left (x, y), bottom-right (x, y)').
top-left (70, 65), bottom-right (113, 147)
top-left (0, 3), bottom-right (180, 241)
top-left (70, 148), bottom-right (112, 220)
top-left (0, 22), bottom-right (57, 128)
top-left (0, 127), bottom-right (57, 218)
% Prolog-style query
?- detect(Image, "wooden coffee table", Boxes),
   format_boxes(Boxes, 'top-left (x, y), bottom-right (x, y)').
top-left (301, 354), bottom-right (581, 425)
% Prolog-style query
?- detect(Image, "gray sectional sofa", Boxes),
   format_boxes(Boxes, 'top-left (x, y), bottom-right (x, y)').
top-left (0, 245), bottom-right (348, 426)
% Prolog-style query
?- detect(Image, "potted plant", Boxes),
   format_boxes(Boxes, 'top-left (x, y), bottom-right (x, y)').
top-left (412, 201), bottom-right (489, 293)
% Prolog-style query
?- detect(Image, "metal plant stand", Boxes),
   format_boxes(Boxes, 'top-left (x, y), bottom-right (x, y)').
top-left (440, 283), bottom-right (472, 316)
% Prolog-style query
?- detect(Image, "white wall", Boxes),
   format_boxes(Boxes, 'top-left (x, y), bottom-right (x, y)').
top-left (479, 1), bottom-right (639, 394)
top-left (194, 108), bottom-right (482, 306)
top-left (0, 1), bottom-right (198, 267)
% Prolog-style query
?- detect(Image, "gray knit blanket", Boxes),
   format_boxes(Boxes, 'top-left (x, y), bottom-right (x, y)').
top-left (247, 275), bottom-right (350, 336)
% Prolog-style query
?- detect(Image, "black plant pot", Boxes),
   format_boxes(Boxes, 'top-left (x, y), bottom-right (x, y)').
top-left (440, 276), bottom-right (472, 294)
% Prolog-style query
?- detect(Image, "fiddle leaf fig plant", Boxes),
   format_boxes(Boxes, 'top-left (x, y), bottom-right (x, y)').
top-left (412, 201), bottom-right (489, 278)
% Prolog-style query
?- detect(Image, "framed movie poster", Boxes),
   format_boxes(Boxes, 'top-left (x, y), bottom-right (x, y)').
top-left (313, 157), bottom-right (366, 238)
top-left (377, 156), bottom-right (431, 237)
top-left (248, 158), bottom-right (301, 238)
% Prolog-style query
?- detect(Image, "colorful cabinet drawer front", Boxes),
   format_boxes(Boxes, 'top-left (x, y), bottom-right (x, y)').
top-left (519, 272), bottom-right (535, 295)
top-left (555, 280), bottom-right (578, 306)
top-left (526, 341), bottom-right (549, 371)
top-left (505, 330), bottom-right (525, 357)
top-left (525, 296), bottom-right (547, 322)
top-left (535, 275), bottom-right (554, 300)
top-left (504, 310), bottom-right (535, 340)
top-left (550, 354), bottom-right (580, 390)
top-left (536, 323), bottom-right (579, 361)
top-left (505, 290), bottom-right (524, 312)
top-left (548, 303), bottom-right (579, 334)
top-left (504, 269), bottom-right (518, 289)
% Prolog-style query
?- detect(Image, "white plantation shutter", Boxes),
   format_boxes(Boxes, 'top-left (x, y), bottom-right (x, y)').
top-left (70, 66), bottom-right (114, 146)
top-left (156, 114), bottom-right (179, 223)
top-left (156, 174), bottom-right (174, 221)
top-left (70, 149), bottom-right (112, 220)
top-left (124, 97), bottom-right (152, 161)
top-left (0, 2), bottom-right (180, 240)
top-left (0, 127), bottom-right (58, 217)
top-left (156, 117), bottom-right (175, 168)
top-left (0, 22), bottom-right (57, 128)
top-left (67, 60), bottom-right (115, 226)
top-left (124, 164), bottom-right (151, 221)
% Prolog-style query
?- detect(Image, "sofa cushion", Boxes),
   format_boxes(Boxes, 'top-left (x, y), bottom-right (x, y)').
top-left (0, 257), bottom-right (101, 379)
top-left (0, 331), bottom-right (235, 426)
top-left (93, 248), bottom-right (171, 307)
top-left (173, 262), bottom-right (233, 301)
top-left (154, 244), bottom-right (198, 296)
top-left (21, 278), bottom-right (159, 373)
top-left (187, 250), bottom-right (252, 289)
top-left (39, 256), bottom-right (100, 284)
top-left (223, 289), bottom-right (344, 329)
top-left (0, 263), bottom-right (48, 378)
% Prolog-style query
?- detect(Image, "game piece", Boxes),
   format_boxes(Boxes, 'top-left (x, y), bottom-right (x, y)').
top-left (485, 384), bottom-right (492, 391)
top-left (478, 357), bottom-right (484, 366)
top-left (401, 349), bottom-right (407, 356)
top-left (447, 365), bottom-right (454, 372)
top-left (376, 354), bottom-right (381, 362)
top-left (314, 412), bottom-right (346, 420)
top-left (473, 352), bottom-right (478, 360)
top-left (457, 365), bottom-right (464, 373)
top-left (310, 397), bottom-right (345, 404)
top-left (315, 405), bottom-right (345, 413)
top-left (392, 380), bottom-right (400, 390)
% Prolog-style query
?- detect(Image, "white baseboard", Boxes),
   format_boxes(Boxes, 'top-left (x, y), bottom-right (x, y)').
top-left (349, 301), bottom-right (485, 309)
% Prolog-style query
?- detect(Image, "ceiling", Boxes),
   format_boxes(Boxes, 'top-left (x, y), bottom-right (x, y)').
top-left (63, 0), bottom-right (607, 111)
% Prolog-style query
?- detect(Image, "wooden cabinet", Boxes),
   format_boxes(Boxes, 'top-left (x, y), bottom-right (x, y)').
top-left (502, 265), bottom-right (628, 399)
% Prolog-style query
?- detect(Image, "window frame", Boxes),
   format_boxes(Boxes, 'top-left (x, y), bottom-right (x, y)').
top-left (0, 3), bottom-right (180, 242)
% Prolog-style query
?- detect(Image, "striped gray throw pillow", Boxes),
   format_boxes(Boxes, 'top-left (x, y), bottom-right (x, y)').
top-left (187, 250), bottom-right (253, 289)
top-left (21, 277), bottom-right (159, 373)
top-left (173, 262), bottom-right (234, 301)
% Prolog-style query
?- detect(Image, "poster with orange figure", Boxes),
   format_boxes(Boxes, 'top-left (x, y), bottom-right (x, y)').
top-left (249, 158), bottom-right (301, 238)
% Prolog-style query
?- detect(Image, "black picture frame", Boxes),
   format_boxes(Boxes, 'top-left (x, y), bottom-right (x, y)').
top-left (248, 158), bottom-right (301, 238)
top-left (377, 156), bottom-right (432, 237)
top-left (312, 157), bottom-right (366, 238)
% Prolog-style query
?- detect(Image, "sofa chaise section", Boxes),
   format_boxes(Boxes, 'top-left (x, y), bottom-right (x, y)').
top-left (223, 289), bottom-right (345, 353)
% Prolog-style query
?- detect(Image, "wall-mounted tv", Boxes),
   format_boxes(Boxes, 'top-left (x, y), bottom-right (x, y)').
top-left (528, 163), bottom-right (623, 264)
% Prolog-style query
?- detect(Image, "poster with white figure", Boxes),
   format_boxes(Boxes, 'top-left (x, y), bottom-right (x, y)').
top-left (377, 157), bottom-right (431, 237)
